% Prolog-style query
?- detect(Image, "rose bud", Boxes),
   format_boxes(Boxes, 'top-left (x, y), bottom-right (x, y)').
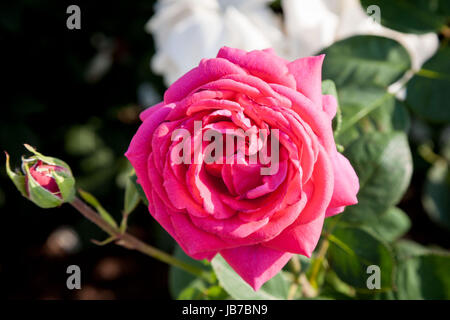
top-left (5, 144), bottom-right (75, 208)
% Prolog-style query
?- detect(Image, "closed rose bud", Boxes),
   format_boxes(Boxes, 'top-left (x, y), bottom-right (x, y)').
top-left (5, 144), bottom-right (75, 208)
top-left (26, 160), bottom-right (68, 199)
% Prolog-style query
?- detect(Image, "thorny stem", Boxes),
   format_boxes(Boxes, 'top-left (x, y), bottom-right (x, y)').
top-left (70, 196), bottom-right (212, 283)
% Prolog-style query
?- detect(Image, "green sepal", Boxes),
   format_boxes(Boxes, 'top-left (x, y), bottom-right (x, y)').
top-left (23, 162), bottom-right (64, 208)
top-left (52, 170), bottom-right (76, 203)
top-left (24, 144), bottom-right (72, 170)
top-left (5, 152), bottom-right (28, 197)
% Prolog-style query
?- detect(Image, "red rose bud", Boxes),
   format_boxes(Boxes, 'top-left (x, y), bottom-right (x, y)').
top-left (26, 161), bottom-right (67, 198)
top-left (5, 144), bottom-right (75, 208)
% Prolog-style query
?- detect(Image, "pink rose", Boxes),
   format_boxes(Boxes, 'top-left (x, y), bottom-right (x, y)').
top-left (126, 47), bottom-right (359, 290)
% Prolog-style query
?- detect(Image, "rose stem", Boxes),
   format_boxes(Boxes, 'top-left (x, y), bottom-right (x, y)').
top-left (308, 238), bottom-right (329, 289)
top-left (70, 196), bottom-right (212, 283)
top-left (287, 256), bottom-right (301, 299)
top-left (307, 214), bottom-right (343, 289)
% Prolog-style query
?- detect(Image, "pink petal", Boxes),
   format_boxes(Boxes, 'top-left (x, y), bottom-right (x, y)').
top-left (169, 210), bottom-right (230, 255)
top-left (231, 163), bottom-right (264, 196)
top-left (222, 74), bottom-right (292, 108)
top-left (152, 191), bottom-right (214, 261)
top-left (187, 162), bottom-right (236, 219)
top-left (287, 55), bottom-right (325, 107)
top-left (246, 194), bottom-right (308, 241)
top-left (245, 160), bottom-right (288, 199)
top-left (189, 214), bottom-right (269, 240)
top-left (262, 48), bottom-right (291, 65)
top-left (217, 47), bottom-right (297, 89)
top-left (162, 161), bottom-right (208, 218)
top-left (125, 104), bottom-right (174, 203)
top-left (270, 84), bottom-right (335, 154)
top-left (263, 147), bottom-right (334, 256)
top-left (139, 102), bottom-right (164, 121)
top-left (322, 94), bottom-right (337, 120)
top-left (220, 245), bottom-right (293, 291)
top-left (126, 104), bottom-right (173, 162)
top-left (164, 57), bottom-right (246, 104)
top-left (326, 151), bottom-right (359, 217)
top-left (263, 212), bottom-right (325, 258)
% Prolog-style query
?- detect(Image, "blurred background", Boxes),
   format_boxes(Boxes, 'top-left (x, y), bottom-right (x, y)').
top-left (1, 0), bottom-right (449, 299)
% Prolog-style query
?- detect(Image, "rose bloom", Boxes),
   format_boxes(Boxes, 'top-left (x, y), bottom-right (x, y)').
top-left (126, 47), bottom-right (359, 290)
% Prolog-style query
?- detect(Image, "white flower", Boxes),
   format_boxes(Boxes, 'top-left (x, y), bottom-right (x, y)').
top-left (148, 0), bottom-right (439, 87)
top-left (147, 0), bottom-right (284, 85)
top-left (282, 0), bottom-right (438, 71)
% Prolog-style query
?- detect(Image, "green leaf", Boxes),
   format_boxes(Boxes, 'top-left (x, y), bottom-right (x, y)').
top-left (368, 207), bottom-right (411, 242)
top-left (169, 245), bottom-right (212, 300)
top-left (177, 278), bottom-right (209, 300)
top-left (204, 285), bottom-right (230, 300)
top-left (321, 36), bottom-right (411, 88)
top-left (321, 79), bottom-right (338, 99)
top-left (129, 174), bottom-right (149, 206)
top-left (91, 236), bottom-right (117, 246)
top-left (391, 240), bottom-right (450, 299)
top-left (176, 281), bottom-right (229, 300)
top-left (78, 189), bottom-right (118, 229)
top-left (322, 79), bottom-right (343, 138)
top-left (335, 86), bottom-right (410, 147)
top-left (393, 239), bottom-right (430, 261)
top-left (392, 99), bottom-right (411, 133)
top-left (406, 47), bottom-right (450, 123)
top-left (120, 173), bottom-right (141, 233)
top-left (327, 225), bottom-right (395, 290)
top-left (211, 254), bottom-right (289, 300)
top-left (374, 290), bottom-right (397, 300)
top-left (395, 253), bottom-right (450, 299)
top-left (321, 270), bottom-right (356, 300)
top-left (360, 0), bottom-right (449, 34)
top-left (422, 159), bottom-right (450, 230)
top-left (123, 174), bottom-right (140, 216)
top-left (342, 132), bottom-right (413, 223)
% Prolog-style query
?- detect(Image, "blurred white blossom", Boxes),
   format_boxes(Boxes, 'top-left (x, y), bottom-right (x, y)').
top-left (148, 0), bottom-right (439, 86)
top-left (147, 0), bottom-right (284, 85)
top-left (283, 0), bottom-right (438, 71)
